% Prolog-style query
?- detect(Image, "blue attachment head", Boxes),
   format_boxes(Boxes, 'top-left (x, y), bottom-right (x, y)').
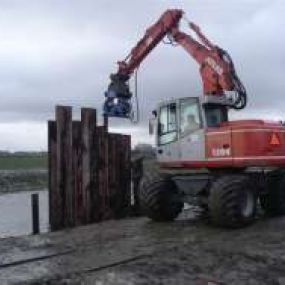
top-left (103, 73), bottom-right (132, 118)
top-left (103, 96), bottom-right (132, 118)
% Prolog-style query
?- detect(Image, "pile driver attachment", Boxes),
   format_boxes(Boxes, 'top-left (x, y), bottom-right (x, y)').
top-left (103, 73), bottom-right (132, 118)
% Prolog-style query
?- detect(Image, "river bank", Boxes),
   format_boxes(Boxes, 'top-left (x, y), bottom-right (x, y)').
top-left (0, 170), bottom-right (47, 194)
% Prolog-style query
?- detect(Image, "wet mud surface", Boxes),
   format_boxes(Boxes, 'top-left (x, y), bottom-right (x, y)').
top-left (1, 210), bottom-right (285, 284)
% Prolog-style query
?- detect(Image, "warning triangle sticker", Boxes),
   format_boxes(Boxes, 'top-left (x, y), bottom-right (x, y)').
top-left (270, 133), bottom-right (280, 145)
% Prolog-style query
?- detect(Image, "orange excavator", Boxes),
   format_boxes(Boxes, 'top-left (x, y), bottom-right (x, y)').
top-left (103, 10), bottom-right (285, 228)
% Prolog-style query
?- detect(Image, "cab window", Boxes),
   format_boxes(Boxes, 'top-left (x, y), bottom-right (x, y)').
top-left (204, 105), bottom-right (228, 127)
top-left (180, 98), bottom-right (201, 136)
top-left (158, 103), bottom-right (177, 145)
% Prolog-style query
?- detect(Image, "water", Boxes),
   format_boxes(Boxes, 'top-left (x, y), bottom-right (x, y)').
top-left (0, 190), bottom-right (49, 238)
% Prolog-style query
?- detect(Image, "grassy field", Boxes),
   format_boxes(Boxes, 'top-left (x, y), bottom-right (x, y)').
top-left (0, 155), bottom-right (47, 170)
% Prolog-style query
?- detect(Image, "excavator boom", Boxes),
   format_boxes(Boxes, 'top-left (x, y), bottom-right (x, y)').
top-left (103, 9), bottom-right (247, 118)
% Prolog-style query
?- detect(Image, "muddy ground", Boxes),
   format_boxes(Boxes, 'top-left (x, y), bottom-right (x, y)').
top-left (1, 210), bottom-right (285, 285)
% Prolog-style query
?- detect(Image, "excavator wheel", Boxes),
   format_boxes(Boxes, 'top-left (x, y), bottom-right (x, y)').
top-left (208, 175), bottom-right (257, 228)
top-left (260, 170), bottom-right (285, 216)
top-left (139, 171), bottom-right (183, 222)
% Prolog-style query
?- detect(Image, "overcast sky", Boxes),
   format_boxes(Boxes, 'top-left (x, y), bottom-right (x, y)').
top-left (0, 0), bottom-right (284, 150)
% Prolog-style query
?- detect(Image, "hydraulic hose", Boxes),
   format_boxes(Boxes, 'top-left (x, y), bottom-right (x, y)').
top-left (219, 48), bottom-right (247, 110)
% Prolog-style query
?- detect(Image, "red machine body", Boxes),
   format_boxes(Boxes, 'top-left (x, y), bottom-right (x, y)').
top-left (160, 120), bottom-right (285, 169)
top-left (207, 121), bottom-right (285, 167)
top-left (105, 9), bottom-right (285, 170)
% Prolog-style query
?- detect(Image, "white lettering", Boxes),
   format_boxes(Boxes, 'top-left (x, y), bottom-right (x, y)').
top-left (211, 148), bottom-right (231, 157)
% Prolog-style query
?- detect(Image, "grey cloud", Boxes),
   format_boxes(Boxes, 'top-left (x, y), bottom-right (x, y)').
top-left (0, 0), bottom-right (284, 148)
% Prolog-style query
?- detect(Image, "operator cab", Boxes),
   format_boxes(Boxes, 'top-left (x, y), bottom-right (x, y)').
top-left (149, 97), bottom-right (229, 162)
top-left (150, 97), bottom-right (228, 138)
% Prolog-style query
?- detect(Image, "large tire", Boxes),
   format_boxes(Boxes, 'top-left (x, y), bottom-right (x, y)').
top-left (260, 170), bottom-right (285, 216)
top-left (139, 172), bottom-right (183, 222)
top-left (208, 175), bottom-right (257, 228)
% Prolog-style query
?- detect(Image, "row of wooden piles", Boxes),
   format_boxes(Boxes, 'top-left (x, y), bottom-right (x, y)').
top-left (48, 106), bottom-right (131, 231)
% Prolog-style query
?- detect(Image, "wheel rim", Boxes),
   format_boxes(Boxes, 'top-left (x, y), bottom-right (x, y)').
top-left (241, 190), bottom-right (254, 218)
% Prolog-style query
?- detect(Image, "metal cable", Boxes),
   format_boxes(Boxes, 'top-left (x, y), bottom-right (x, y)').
top-left (130, 69), bottom-right (140, 123)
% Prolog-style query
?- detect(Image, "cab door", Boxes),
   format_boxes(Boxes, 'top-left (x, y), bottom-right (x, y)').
top-left (178, 98), bottom-right (206, 162)
top-left (156, 102), bottom-right (180, 163)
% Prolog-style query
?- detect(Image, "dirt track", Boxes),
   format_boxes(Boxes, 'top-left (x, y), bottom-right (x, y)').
top-left (1, 210), bottom-right (285, 284)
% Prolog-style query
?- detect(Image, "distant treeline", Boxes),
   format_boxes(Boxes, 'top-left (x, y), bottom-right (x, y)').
top-left (0, 145), bottom-right (155, 160)
top-left (0, 151), bottom-right (47, 157)
top-left (0, 143), bottom-right (155, 166)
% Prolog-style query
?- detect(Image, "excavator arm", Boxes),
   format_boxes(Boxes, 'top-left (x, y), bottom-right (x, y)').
top-left (103, 9), bottom-right (183, 118)
top-left (103, 9), bottom-right (247, 119)
top-left (117, 9), bottom-right (183, 77)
